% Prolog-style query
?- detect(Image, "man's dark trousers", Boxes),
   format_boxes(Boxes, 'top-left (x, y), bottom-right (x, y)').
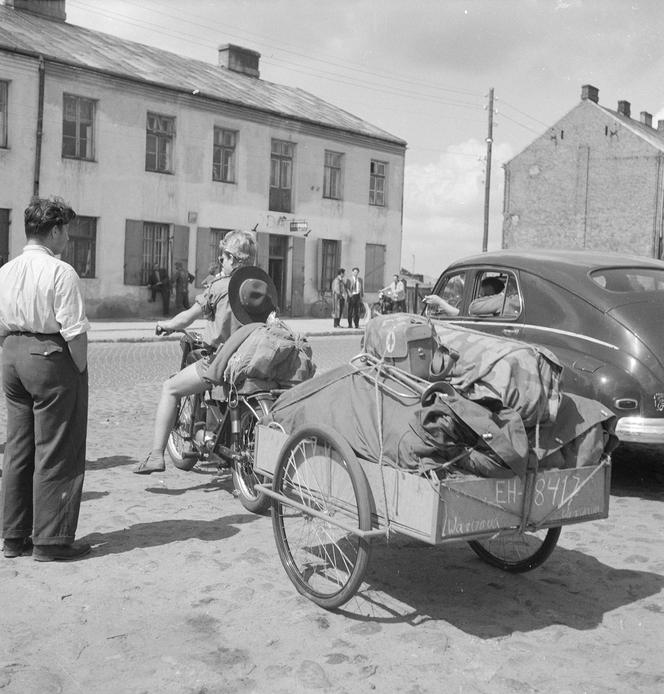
top-left (1, 334), bottom-right (88, 545)
top-left (347, 294), bottom-right (361, 328)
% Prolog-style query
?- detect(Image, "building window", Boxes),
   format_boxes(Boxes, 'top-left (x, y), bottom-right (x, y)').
top-left (213, 128), bottom-right (236, 182)
top-left (269, 139), bottom-right (294, 212)
top-left (320, 239), bottom-right (340, 293)
top-left (0, 208), bottom-right (9, 266)
top-left (141, 222), bottom-right (169, 283)
top-left (365, 243), bottom-right (386, 291)
top-left (369, 160), bottom-right (387, 206)
top-left (62, 94), bottom-right (95, 160)
top-left (0, 81), bottom-right (7, 148)
top-left (146, 113), bottom-right (175, 173)
top-left (61, 216), bottom-right (96, 277)
top-left (209, 227), bottom-right (229, 268)
top-left (323, 150), bottom-right (343, 200)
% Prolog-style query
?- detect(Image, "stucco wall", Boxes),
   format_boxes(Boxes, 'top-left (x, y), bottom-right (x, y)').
top-left (0, 54), bottom-right (404, 317)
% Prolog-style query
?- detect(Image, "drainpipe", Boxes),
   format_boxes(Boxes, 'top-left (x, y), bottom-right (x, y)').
top-left (33, 56), bottom-right (45, 197)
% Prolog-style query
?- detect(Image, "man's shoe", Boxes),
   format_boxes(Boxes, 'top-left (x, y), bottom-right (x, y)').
top-left (3, 537), bottom-right (33, 558)
top-left (33, 541), bottom-right (91, 562)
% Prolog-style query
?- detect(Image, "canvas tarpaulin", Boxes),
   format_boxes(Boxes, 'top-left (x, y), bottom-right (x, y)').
top-left (269, 360), bottom-right (530, 478)
top-left (434, 323), bottom-right (563, 428)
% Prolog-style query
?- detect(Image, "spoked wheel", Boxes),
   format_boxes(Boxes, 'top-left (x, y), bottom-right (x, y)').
top-left (468, 526), bottom-right (562, 572)
top-left (166, 393), bottom-right (202, 471)
top-left (271, 425), bottom-right (373, 610)
top-left (231, 395), bottom-right (274, 514)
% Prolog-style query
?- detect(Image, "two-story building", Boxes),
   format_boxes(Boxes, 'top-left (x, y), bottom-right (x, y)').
top-left (503, 84), bottom-right (664, 259)
top-left (0, 0), bottom-right (406, 317)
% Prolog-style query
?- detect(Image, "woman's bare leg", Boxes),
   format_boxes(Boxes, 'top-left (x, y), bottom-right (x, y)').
top-left (134, 362), bottom-right (209, 474)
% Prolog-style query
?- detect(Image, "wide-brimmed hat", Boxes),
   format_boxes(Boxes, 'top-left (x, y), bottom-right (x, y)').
top-left (228, 266), bottom-right (278, 324)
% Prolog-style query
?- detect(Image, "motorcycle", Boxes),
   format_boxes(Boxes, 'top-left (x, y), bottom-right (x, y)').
top-left (370, 291), bottom-right (395, 317)
top-left (159, 328), bottom-right (276, 514)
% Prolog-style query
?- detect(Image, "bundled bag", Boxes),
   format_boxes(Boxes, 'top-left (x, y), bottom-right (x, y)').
top-left (203, 319), bottom-right (316, 390)
top-left (532, 393), bottom-right (618, 469)
top-left (434, 323), bottom-right (562, 428)
top-left (363, 313), bottom-right (458, 381)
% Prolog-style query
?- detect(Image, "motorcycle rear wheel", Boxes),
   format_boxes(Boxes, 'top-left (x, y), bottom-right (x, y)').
top-left (166, 393), bottom-right (202, 471)
top-left (231, 395), bottom-right (274, 514)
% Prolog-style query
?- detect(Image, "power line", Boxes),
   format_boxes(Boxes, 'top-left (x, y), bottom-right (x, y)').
top-left (498, 99), bottom-right (551, 129)
top-left (81, 0), bottom-right (483, 100)
top-left (67, 0), bottom-right (486, 111)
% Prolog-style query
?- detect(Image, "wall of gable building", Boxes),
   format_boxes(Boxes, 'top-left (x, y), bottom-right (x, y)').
top-left (0, 52), bottom-right (404, 317)
top-left (503, 100), bottom-right (663, 258)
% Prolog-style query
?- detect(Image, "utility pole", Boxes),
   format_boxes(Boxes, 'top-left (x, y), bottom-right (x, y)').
top-left (482, 87), bottom-right (494, 253)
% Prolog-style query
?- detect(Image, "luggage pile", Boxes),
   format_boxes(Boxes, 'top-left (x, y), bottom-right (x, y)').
top-left (269, 313), bottom-right (617, 479)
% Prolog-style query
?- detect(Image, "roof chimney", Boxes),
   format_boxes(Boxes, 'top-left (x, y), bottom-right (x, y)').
top-left (658, 120), bottom-right (664, 132)
top-left (218, 44), bottom-right (260, 78)
top-left (4, 0), bottom-right (66, 21)
top-left (617, 100), bottom-right (631, 118)
top-left (640, 111), bottom-right (653, 128)
top-left (581, 84), bottom-right (599, 103)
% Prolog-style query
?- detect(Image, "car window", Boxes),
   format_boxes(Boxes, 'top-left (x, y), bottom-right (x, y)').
top-left (466, 270), bottom-right (521, 318)
top-left (425, 271), bottom-right (465, 318)
top-left (591, 267), bottom-right (664, 292)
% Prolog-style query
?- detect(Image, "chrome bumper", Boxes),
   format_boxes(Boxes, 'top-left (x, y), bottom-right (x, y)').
top-left (615, 416), bottom-right (664, 444)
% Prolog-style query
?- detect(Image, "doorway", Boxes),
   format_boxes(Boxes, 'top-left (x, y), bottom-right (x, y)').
top-left (268, 234), bottom-right (289, 314)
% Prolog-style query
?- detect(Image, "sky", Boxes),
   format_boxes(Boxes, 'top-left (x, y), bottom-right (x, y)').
top-left (64, 0), bottom-right (664, 280)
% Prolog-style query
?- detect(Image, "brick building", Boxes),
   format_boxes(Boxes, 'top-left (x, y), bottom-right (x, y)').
top-left (0, 0), bottom-right (406, 317)
top-left (503, 84), bottom-right (664, 259)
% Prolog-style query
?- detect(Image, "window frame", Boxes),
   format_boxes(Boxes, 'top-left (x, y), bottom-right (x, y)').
top-left (0, 208), bottom-right (9, 267)
top-left (62, 93), bottom-right (96, 160)
top-left (320, 239), bottom-right (339, 293)
top-left (269, 139), bottom-right (295, 212)
top-left (141, 221), bottom-right (170, 284)
top-left (323, 150), bottom-right (343, 200)
top-left (369, 159), bottom-right (387, 206)
top-left (145, 112), bottom-right (175, 174)
top-left (61, 215), bottom-right (97, 278)
top-left (0, 80), bottom-right (8, 148)
top-left (212, 127), bottom-right (237, 183)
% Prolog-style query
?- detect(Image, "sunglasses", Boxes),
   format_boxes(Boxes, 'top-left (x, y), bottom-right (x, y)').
top-left (219, 250), bottom-right (240, 264)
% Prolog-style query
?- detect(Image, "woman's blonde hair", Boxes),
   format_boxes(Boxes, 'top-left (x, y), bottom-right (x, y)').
top-left (220, 230), bottom-right (256, 266)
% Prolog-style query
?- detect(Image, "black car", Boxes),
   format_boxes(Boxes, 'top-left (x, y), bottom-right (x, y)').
top-left (426, 249), bottom-right (664, 446)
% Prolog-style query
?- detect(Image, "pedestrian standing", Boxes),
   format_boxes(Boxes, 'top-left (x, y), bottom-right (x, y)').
top-left (157, 266), bottom-right (171, 316)
top-left (347, 266), bottom-right (364, 328)
top-left (173, 262), bottom-right (190, 310)
top-left (147, 262), bottom-right (160, 302)
top-left (331, 268), bottom-right (348, 328)
top-left (0, 196), bottom-right (91, 561)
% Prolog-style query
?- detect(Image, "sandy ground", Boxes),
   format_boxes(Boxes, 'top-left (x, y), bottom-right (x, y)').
top-left (0, 343), bottom-right (663, 693)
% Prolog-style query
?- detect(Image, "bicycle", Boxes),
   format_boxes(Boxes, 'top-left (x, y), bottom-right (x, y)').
top-left (309, 289), bottom-right (332, 318)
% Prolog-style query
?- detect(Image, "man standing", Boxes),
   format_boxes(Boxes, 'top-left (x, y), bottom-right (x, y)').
top-left (347, 266), bottom-right (364, 328)
top-left (147, 262), bottom-right (160, 302)
top-left (0, 197), bottom-right (91, 561)
top-left (331, 268), bottom-right (348, 328)
top-left (173, 262), bottom-right (190, 310)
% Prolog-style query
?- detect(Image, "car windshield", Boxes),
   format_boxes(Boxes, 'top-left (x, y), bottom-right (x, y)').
top-left (590, 267), bottom-right (664, 293)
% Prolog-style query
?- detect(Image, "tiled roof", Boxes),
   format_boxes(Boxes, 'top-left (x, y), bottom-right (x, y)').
top-left (0, 6), bottom-right (406, 146)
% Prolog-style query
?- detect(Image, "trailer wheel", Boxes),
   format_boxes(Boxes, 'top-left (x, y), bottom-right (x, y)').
top-left (468, 526), bottom-right (562, 572)
top-left (271, 425), bottom-right (372, 610)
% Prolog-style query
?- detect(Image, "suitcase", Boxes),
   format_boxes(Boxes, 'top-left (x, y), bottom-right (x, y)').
top-left (363, 312), bottom-right (456, 380)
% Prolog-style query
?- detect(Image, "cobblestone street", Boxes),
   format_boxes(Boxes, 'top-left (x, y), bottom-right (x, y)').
top-left (0, 337), bottom-right (663, 693)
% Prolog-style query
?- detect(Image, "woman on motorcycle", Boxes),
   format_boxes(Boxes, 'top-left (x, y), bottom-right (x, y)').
top-left (133, 230), bottom-right (274, 474)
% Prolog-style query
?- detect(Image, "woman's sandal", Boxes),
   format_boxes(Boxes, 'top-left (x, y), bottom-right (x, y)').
top-left (132, 453), bottom-right (166, 475)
